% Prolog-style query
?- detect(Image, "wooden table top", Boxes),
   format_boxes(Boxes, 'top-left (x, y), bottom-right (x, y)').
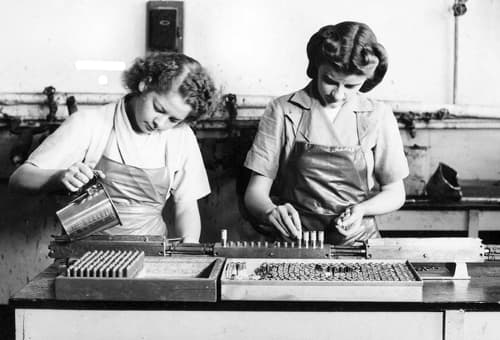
top-left (9, 261), bottom-right (500, 312)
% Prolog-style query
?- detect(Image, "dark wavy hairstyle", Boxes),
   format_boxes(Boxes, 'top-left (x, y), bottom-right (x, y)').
top-left (123, 52), bottom-right (217, 122)
top-left (306, 21), bottom-right (388, 92)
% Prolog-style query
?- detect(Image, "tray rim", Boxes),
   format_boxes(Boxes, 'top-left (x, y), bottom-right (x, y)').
top-left (221, 258), bottom-right (423, 284)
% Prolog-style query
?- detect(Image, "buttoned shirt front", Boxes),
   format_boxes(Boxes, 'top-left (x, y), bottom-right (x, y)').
top-left (244, 85), bottom-right (409, 191)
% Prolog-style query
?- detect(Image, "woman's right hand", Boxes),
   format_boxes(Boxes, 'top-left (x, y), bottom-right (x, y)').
top-left (56, 162), bottom-right (102, 192)
top-left (263, 203), bottom-right (302, 239)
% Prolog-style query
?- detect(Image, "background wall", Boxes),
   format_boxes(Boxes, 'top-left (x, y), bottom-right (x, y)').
top-left (0, 0), bottom-right (456, 101)
top-left (1, 0), bottom-right (500, 310)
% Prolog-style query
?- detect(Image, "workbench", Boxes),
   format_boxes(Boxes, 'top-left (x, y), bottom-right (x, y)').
top-left (379, 180), bottom-right (500, 237)
top-left (10, 262), bottom-right (500, 340)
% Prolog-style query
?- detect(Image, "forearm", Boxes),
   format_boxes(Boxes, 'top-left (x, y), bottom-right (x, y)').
top-left (8, 163), bottom-right (64, 194)
top-left (357, 180), bottom-right (406, 216)
top-left (174, 200), bottom-right (201, 243)
top-left (244, 175), bottom-right (276, 223)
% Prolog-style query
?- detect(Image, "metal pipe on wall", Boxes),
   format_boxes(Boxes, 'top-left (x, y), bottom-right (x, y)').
top-left (452, 0), bottom-right (468, 104)
top-left (2, 93), bottom-right (500, 120)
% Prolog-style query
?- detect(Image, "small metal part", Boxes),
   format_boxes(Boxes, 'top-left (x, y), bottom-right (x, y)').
top-left (303, 232), bottom-right (310, 249)
top-left (65, 250), bottom-right (144, 278)
top-left (311, 231), bottom-right (317, 249)
top-left (43, 85), bottom-right (58, 122)
top-left (250, 241), bottom-right (255, 247)
top-left (221, 229), bottom-right (227, 247)
top-left (284, 242), bottom-right (288, 248)
top-left (264, 241), bottom-right (269, 248)
top-left (113, 251), bottom-right (130, 277)
top-left (452, 0), bottom-right (467, 16)
top-left (250, 260), bottom-right (417, 282)
top-left (66, 95), bottom-right (78, 115)
top-left (257, 241), bottom-right (262, 248)
top-left (230, 262), bottom-right (237, 278)
top-left (318, 231), bottom-right (325, 248)
top-left (243, 241), bottom-right (248, 247)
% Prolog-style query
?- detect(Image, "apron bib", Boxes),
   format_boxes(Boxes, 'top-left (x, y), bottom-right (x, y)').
top-left (94, 107), bottom-right (170, 236)
top-left (279, 105), bottom-right (380, 245)
top-left (95, 155), bottom-right (169, 235)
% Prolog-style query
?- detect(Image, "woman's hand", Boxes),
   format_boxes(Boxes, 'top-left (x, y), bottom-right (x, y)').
top-left (264, 203), bottom-right (302, 239)
top-left (56, 162), bottom-right (103, 192)
top-left (244, 173), bottom-right (302, 240)
top-left (334, 205), bottom-right (366, 237)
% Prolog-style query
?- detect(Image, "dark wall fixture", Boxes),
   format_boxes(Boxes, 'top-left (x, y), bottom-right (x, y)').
top-left (66, 96), bottom-right (78, 115)
top-left (147, 1), bottom-right (184, 52)
top-left (396, 109), bottom-right (449, 138)
top-left (42, 86), bottom-right (58, 122)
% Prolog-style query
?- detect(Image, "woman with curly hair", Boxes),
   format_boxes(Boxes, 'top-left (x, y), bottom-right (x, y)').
top-left (9, 52), bottom-right (216, 242)
top-left (244, 22), bottom-right (409, 245)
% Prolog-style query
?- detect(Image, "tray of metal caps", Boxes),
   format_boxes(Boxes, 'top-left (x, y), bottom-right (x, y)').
top-left (221, 258), bottom-right (423, 302)
top-left (55, 250), bottom-right (224, 302)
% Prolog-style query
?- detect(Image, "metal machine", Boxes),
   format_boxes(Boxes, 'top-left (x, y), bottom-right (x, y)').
top-left (50, 229), bottom-right (500, 277)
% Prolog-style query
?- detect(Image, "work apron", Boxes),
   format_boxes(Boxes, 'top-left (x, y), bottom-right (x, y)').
top-left (94, 130), bottom-right (170, 236)
top-left (279, 106), bottom-right (380, 245)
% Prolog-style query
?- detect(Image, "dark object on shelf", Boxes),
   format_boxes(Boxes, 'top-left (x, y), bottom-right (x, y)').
top-left (66, 96), bottom-right (78, 115)
top-left (425, 162), bottom-right (463, 202)
top-left (43, 86), bottom-right (58, 121)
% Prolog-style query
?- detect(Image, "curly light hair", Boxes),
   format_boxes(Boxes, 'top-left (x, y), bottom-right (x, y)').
top-left (123, 52), bottom-right (217, 122)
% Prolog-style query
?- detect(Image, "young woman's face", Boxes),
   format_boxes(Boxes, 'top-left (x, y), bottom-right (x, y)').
top-left (130, 89), bottom-right (192, 134)
top-left (316, 64), bottom-right (368, 108)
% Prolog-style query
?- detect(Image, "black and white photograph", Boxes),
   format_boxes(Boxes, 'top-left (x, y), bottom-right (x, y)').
top-left (1, 0), bottom-right (500, 339)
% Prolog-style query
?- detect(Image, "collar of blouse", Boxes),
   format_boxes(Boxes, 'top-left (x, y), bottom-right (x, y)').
top-left (288, 82), bottom-right (374, 113)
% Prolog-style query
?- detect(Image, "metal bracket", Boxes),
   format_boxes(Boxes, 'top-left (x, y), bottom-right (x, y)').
top-left (43, 86), bottom-right (58, 121)
top-left (453, 0), bottom-right (468, 17)
top-left (396, 108), bottom-right (450, 138)
top-left (224, 93), bottom-right (238, 136)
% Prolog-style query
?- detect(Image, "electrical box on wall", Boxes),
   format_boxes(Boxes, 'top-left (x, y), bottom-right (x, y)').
top-left (147, 1), bottom-right (183, 52)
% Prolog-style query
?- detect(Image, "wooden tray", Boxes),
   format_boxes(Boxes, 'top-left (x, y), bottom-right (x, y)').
top-left (55, 256), bottom-right (224, 302)
top-left (221, 258), bottom-right (423, 302)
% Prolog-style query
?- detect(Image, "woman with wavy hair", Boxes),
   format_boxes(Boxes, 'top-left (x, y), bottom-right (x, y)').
top-left (244, 22), bottom-right (409, 245)
top-left (10, 52), bottom-right (216, 242)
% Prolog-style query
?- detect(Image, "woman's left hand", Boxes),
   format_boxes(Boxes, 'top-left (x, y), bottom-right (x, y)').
top-left (334, 205), bottom-right (366, 237)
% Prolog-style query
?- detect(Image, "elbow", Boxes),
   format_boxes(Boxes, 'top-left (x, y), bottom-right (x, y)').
top-left (8, 169), bottom-right (22, 193)
top-left (243, 183), bottom-right (257, 214)
top-left (243, 187), bottom-right (251, 210)
top-left (395, 183), bottom-right (406, 210)
top-left (243, 183), bottom-right (258, 220)
top-left (381, 180), bottom-right (406, 211)
top-left (7, 164), bottom-right (39, 195)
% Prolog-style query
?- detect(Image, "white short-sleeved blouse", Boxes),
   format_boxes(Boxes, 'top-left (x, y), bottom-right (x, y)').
top-left (27, 98), bottom-right (210, 203)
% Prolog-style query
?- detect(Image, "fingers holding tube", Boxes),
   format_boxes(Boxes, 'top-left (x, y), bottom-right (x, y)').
top-left (334, 205), bottom-right (365, 236)
top-left (264, 203), bottom-right (302, 239)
